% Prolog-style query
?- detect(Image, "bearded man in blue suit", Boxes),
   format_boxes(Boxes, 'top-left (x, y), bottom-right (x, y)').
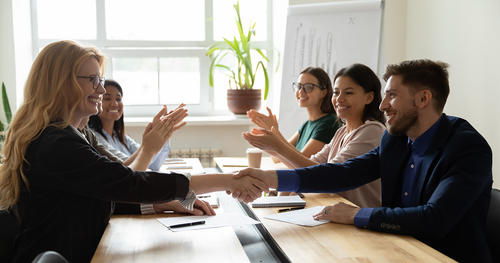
top-left (237, 59), bottom-right (493, 262)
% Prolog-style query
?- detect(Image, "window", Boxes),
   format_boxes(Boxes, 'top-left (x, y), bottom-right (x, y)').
top-left (31, 0), bottom-right (273, 116)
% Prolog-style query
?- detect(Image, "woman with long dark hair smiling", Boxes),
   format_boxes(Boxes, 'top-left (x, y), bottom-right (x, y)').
top-left (243, 63), bottom-right (385, 207)
top-left (89, 80), bottom-right (173, 171)
top-left (247, 67), bottom-right (339, 159)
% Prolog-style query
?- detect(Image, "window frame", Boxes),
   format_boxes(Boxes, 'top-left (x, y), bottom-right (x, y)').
top-left (30, 0), bottom-right (275, 116)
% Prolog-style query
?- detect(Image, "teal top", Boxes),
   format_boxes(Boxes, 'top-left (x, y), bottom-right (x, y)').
top-left (295, 113), bottom-right (339, 151)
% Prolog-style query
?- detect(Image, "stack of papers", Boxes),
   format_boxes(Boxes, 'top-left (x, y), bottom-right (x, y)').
top-left (251, 195), bottom-right (306, 208)
top-left (264, 206), bottom-right (329, 227)
top-left (164, 158), bottom-right (192, 170)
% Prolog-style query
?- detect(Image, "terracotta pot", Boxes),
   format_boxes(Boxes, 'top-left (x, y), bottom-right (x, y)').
top-left (227, 89), bottom-right (261, 114)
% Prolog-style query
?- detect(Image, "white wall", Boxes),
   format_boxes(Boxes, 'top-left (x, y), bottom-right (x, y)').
top-left (405, 0), bottom-right (500, 188)
top-left (0, 0), bottom-right (16, 123)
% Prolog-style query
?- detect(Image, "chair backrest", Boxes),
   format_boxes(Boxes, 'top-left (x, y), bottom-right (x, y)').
top-left (32, 251), bottom-right (69, 263)
top-left (487, 188), bottom-right (500, 262)
top-left (0, 209), bottom-right (20, 261)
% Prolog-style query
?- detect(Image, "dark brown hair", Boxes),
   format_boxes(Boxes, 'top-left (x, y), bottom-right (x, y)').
top-left (383, 59), bottom-right (450, 112)
top-left (88, 79), bottom-right (128, 150)
top-left (334, 64), bottom-right (386, 125)
top-left (300, 67), bottom-right (335, 114)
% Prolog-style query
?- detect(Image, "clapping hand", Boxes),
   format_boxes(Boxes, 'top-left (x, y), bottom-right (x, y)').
top-left (160, 103), bottom-right (188, 135)
top-left (142, 104), bottom-right (188, 154)
top-left (242, 126), bottom-right (284, 154)
top-left (247, 107), bottom-right (279, 131)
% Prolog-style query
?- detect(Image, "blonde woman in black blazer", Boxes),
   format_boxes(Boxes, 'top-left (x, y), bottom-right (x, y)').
top-left (0, 40), bottom-right (267, 263)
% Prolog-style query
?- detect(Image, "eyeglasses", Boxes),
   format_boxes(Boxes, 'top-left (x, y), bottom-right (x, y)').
top-left (292, 82), bottom-right (321, 93)
top-left (77, 75), bottom-right (105, 90)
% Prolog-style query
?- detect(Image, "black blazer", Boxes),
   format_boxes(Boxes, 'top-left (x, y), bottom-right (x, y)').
top-left (12, 126), bottom-right (190, 263)
top-left (293, 115), bottom-right (493, 262)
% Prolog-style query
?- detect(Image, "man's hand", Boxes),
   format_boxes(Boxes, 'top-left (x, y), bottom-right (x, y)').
top-left (153, 199), bottom-right (216, 216)
top-left (233, 168), bottom-right (278, 191)
top-left (228, 174), bottom-right (269, 203)
top-left (312, 202), bottom-right (360, 225)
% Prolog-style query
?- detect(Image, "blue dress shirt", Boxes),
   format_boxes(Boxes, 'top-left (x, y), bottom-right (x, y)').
top-left (354, 117), bottom-right (442, 227)
top-left (277, 117), bottom-right (443, 228)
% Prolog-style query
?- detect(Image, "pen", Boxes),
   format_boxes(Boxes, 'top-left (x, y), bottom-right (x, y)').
top-left (169, 220), bottom-right (206, 229)
top-left (278, 206), bottom-right (305, 213)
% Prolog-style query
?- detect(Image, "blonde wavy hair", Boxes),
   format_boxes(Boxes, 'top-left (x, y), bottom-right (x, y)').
top-left (0, 40), bottom-right (105, 209)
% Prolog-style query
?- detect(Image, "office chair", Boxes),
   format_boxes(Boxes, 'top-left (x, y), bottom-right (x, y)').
top-left (487, 188), bottom-right (500, 262)
top-left (32, 251), bottom-right (69, 263)
top-left (0, 209), bottom-right (19, 261)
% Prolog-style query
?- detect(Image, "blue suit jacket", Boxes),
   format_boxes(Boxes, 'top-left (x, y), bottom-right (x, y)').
top-left (291, 115), bottom-right (492, 262)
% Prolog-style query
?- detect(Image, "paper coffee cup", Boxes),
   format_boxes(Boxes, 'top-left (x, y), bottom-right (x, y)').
top-left (246, 148), bottom-right (262, 168)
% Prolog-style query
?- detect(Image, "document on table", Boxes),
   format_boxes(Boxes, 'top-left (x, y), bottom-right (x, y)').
top-left (163, 158), bottom-right (187, 164)
top-left (251, 195), bottom-right (306, 208)
top-left (157, 213), bottom-right (260, 232)
top-left (264, 206), bottom-right (329, 227)
top-left (197, 193), bottom-right (219, 208)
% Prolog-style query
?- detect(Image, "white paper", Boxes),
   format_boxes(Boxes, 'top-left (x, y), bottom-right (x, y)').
top-left (163, 160), bottom-right (187, 164)
top-left (164, 158), bottom-right (185, 163)
top-left (264, 206), bottom-right (329, 227)
top-left (251, 195), bottom-right (306, 208)
top-left (197, 194), bottom-right (219, 208)
top-left (157, 213), bottom-right (260, 232)
top-left (164, 165), bottom-right (193, 169)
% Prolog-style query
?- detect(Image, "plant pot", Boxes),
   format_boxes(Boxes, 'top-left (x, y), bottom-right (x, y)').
top-left (227, 89), bottom-right (261, 114)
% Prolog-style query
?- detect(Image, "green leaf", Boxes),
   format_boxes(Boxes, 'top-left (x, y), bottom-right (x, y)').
top-left (0, 121), bottom-right (4, 132)
top-left (215, 64), bottom-right (236, 81)
top-left (255, 48), bottom-right (269, 62)
top-left (274, 49), bottom-right (281, 72)
top-left (255, 61), bottom-right (269, 100)
top-left (236, 18), bottom-right (248, 50)
top-left (2, 82), bottom-right (12, 124)
top-left (209, 51), bottom-right (232, 87)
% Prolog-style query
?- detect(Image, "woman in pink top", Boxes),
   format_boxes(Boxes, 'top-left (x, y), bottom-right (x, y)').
top-left (243, 63), bottom-right (386, 207)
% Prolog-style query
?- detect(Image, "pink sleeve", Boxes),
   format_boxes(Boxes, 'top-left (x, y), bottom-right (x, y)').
top-left (331, 123), bottom-right (385, 163)
top-left (310, 130), bottom-right (339, 163)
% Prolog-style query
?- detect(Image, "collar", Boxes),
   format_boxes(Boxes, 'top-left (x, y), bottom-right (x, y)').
top-left (407, 114), bottom-right (443, 156)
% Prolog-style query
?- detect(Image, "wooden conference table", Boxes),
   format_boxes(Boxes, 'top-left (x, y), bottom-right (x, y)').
top-left (91, 157), bottom-right (454, 263)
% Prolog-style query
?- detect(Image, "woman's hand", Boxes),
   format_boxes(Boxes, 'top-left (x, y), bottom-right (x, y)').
top-left (142, 105), bottom-right (188, 154)
top-left (159, 105), bottom-right (188, 138)
top-left (312, 202), bottom-right (360, 225)
top-left (228, 172), bottom-right (270, 203)
top-left (271, 156), bottom-right (281, 163)
top-left (247, 107), bottom-right (278, 131)
top-left (153, 199), bottom-right (216, 216)
top-left (242, 126), bottom-right (284, 153)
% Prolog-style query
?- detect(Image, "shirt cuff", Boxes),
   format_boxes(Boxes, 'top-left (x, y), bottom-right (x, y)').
top-left (140, 203), bottom-right (155, 215)
top-left (354, 208), bottom-right (373, 228)
top-left (179, 190), bottom-right (196, 210)
top-left (276, 169), bottom-right (300, 192)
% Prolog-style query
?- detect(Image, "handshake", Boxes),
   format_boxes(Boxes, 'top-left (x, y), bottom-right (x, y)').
top-left (225, 168), bottom-right (279, 203)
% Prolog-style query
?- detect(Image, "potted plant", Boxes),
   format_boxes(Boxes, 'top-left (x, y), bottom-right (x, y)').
top-left (207, 0), bottom-right (270, 114)
top-left (0, 82), bottom-right (12, 161)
